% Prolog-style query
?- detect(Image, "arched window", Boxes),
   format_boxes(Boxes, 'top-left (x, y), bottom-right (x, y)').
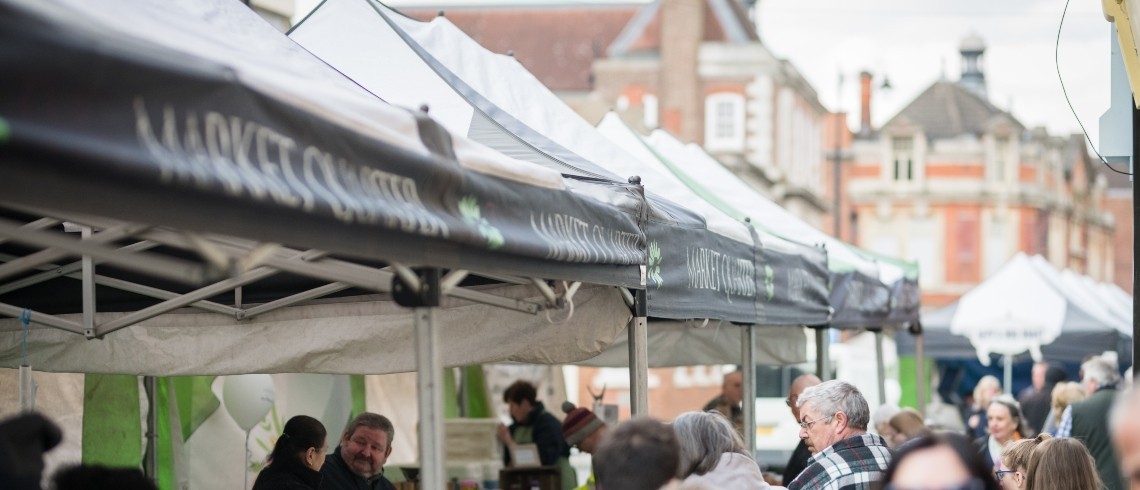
top-left (704, 92), bottom-right (745, 152)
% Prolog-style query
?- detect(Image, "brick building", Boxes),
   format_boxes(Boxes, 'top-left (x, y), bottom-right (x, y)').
top-left (847, 35), bottom-right (1117, 307)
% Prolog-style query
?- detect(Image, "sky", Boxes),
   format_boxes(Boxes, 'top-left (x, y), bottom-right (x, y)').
top-left (295, 0), bottom-right (1117, 146)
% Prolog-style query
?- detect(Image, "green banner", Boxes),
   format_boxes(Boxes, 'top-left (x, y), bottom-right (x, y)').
top-left (81, 374), bottom-right (142, 468)
top-left (898, 356), bottom-right (933, 409)
top-left (461, 365), bottom-right (493, 418)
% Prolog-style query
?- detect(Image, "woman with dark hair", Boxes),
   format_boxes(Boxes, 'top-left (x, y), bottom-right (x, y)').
top-left (495, 380), bottom-right (576, 490)
top-left (977, 397), bottom-right (1027, 474)
top-left (253, 415), bottom-right (328, 490)
top-left (878, 433), bottom-right (1000, 490)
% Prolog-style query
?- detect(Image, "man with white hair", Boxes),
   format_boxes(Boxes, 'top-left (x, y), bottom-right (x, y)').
top-left (1057, 356), bottom-right (1124, 490)
top-left (1110, 388), bottom-right (1140, 490)
top-left (787, 380), bottom-right (891, 490)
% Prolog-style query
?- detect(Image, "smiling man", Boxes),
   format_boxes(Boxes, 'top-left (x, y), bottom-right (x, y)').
top-left (787, 380), bottom-right (891, 490)
top-left (321, 412), bottom-right (397, 490)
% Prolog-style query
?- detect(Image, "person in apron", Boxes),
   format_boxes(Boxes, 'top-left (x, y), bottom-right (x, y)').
top-left (496, 381), bottom-right (577, 490)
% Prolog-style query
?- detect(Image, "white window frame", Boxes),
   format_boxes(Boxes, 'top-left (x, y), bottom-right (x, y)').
top-left (704, 92), bottom-right (745, 152)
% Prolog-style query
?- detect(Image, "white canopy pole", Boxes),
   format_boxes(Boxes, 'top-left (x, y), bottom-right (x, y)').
top-left (1003, 354), bottom-right (1013, 395)
top-left (628, 289), bottom-right (649, 416)
top-left (415, 305), bottom-right (444, 489)
top-left (875, 329), bottom-right (886, 406)
top-left (816, 328), bottom-right (831, 381)
top-left (915, 328), bottom-right (927, 416)
top-left (741, 325), bottom-right (756, 454)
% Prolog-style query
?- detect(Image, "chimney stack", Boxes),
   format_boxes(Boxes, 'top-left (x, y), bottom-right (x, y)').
top-left (859, 71), bottom-right (872, 137)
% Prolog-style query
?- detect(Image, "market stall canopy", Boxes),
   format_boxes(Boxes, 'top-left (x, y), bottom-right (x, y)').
top-left (595, 113), bottom-right (831, 326)
top-left (290, 0), bottom-right (825, 325)
top-left (0, 0), bottom-right (647, 373)
top-left (900, 253), bottom-right (1133, 365)
top-left (643, 132), bottom-right (921, 328)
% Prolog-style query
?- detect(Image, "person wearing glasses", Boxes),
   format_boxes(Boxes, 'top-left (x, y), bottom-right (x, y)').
top-left (994, 433), bottom-right (1050, 490)
top-left (877, 433), bottom-right (999, 490)
top-left (781, 374), bottom-right (821, 486)
top-left (786, 380), bottom-right (891, 490)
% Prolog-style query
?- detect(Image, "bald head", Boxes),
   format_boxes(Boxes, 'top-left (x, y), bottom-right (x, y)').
top-left (788, 374), bottom-right (821, 420)
top-left (723, 371), bottom-right (744, 405)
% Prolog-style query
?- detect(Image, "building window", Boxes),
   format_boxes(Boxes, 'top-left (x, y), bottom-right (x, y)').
top-left (704, 92), bottom-right (745, 152)
top-left (992, 136), bottom-right (1009, 181)
top-left (643, 94), bottom-right (658, 129)
top-left (892, 136), bottom-right (914, 181)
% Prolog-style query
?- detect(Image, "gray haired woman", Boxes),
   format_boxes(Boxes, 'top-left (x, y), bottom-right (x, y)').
top-left (673, 411), bottom-right (770, 489)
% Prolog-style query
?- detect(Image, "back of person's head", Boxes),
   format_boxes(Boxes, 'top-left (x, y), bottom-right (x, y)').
top-left (503, 380), bottom-right (538, 405)
top-left (673, 411), bottom-right (749, 477)
top-left (1080, 356), bottom-right (1120, 388)
top-left (1051, 382), bottom-right (1086, 424)
top-left (1025, 437), bottom-right (1101, 490)
top-left (1002, 432), bottom-right (1051, 472)
top-left (594, 417), bottom-right (679, 490)
top-left (1042, 364), bottom-right (1067, 387)
top-left (872, 404), bottom-right (901, 432)
top-left (797, 380), bottom-right (870, 431)
top-left (877, 433), bottom-right (999, 490)
top-left (51, 465), bottom-right (158, 490)
top-left (888, 408), bottom-right (929, 440)
top-left (343, 412), bottom-right (395, 446)
top-left (974, 376), bottom-right (1001, 409)
top-left (270, 415), bottom-right (327, 469)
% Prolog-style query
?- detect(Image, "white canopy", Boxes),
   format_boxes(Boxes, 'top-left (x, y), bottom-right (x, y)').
top-left (905, 253), bottom-right (1133, 364)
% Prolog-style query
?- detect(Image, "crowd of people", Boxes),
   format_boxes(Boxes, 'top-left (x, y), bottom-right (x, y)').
top-left (2, 356), bottom-right (1138, 490)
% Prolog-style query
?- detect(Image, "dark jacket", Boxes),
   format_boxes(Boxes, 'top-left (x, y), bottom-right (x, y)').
top-left (320, 447), bottom-right (396, 490)
top-left (973, 435), bottom-right (997, 473)
top-left (502, 401), bottom-right (571, 468)
top-left (1019, 366), bottom-right (1067, 434)
top-left (781, 439), bottom-right (813, 487)
top-left (1070, 387), bottom-right (1123, 490)
top-left (253, 462), bottom-right (323, 490)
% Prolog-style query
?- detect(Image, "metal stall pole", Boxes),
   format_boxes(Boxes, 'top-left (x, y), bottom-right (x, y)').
top-left (395, 268), bottom-right (445, 490)
top-left (144, 376), bottom-right (158, 482)
top-left (815, 327), bottom-right (831, 381)
top-left (874, 329), bottom-right (886, 406)
top-left (741, 325), bottom-right (757, 454)
top-left (1003, 354), bottom-right (1012, 395)
top-left (915, 328), bottom-right (927, 416)
top-left (629, 289), bottom-right (649, 417)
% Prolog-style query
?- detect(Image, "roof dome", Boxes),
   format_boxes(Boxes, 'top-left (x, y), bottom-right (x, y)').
top-left (960, 32), bottom-right (985, 53)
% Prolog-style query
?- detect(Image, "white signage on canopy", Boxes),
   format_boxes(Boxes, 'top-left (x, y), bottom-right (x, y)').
top-left (949, 253), bottom-right (1065, 364)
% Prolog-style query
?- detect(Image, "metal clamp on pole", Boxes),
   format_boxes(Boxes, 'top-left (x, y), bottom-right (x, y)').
top-left (392, 267), bottom-right (442, 308)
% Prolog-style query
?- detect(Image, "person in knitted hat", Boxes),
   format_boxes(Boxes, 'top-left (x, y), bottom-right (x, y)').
top-left (562, 402), bottom-right (609, 490)
top-left (561, 402), bottom-right (608, 454)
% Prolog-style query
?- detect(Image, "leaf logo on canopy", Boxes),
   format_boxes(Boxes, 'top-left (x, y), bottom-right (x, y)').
top-left (459, 195), bottom-right (504, 250)
top-left (648, 241), bottom-right (663, 288)
top-left (764, 265), bottom-right (775, 301)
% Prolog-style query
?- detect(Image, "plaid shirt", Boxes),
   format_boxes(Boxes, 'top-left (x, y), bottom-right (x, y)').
top-left (787, 433), bottom-right (892, 490)
top-left (1055, 405), bottom-right (1073, 437)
